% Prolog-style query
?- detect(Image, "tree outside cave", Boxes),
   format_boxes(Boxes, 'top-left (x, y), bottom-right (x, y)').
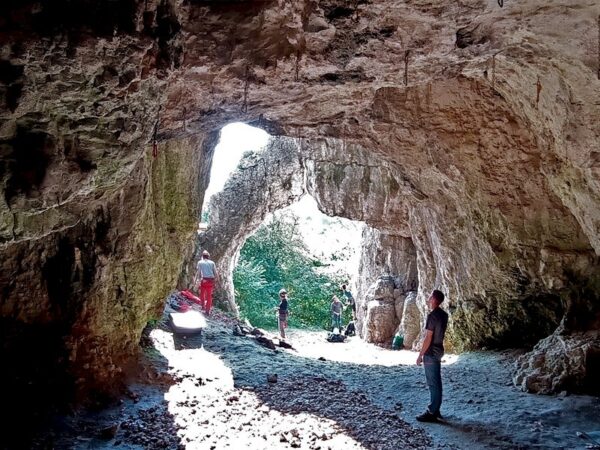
top-left (234, 204), bottom-right (360, 331)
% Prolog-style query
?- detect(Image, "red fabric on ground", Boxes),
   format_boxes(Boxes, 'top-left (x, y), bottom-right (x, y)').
top-left (181, 290), bottom-right (204, 307)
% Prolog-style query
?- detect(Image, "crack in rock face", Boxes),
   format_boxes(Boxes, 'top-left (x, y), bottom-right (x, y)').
top-left (0, 1), bottom-right (600, 437)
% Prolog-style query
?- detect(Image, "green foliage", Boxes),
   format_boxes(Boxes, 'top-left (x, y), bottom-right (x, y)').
top-left (201, 208), bottom-right (210, 223)
top-left (233, 214), bottom-right (347, 330)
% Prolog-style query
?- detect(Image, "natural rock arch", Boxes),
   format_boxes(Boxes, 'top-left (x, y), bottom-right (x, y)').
top-left (194, 135), bottom-right (422, 345)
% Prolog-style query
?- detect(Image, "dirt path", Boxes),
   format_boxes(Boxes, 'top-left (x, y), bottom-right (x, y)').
top-left (39, 310), bottom-right (600, 450)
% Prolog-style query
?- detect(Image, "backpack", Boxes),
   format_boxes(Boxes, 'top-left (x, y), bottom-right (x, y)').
top-left (326, 332), bottom-right (346, 343)
top-left (344, 321), bottom-right (356, 336)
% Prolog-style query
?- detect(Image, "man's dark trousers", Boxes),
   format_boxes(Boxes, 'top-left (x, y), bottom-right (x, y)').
top-left (424, 355), bottom-right (442, 415)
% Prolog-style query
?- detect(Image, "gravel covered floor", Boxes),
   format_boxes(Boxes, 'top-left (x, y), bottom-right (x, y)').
top-left (39, 307), bottom-right (600, 450)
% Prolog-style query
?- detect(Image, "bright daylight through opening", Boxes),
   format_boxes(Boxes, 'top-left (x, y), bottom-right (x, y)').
top-left (200, 122), bottom-right (270, 225)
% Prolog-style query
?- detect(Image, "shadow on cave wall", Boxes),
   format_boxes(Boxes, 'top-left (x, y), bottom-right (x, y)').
top-left (21, 326), bottom-right (183, 450)
top-left (0, 320), bottom-right (73, 449)
top-left (0, 217), bottom-right (113, 448)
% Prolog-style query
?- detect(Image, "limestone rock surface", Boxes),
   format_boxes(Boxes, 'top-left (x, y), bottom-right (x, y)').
top-left (195, 137), bottom-right (305, 312)
top-left (361, 277), bottom-right (398, 343)
top-left (399, 292), bottom-right (421, 350)
top-left (514, 330), bottom-right (600, 395)
top-left (395, 295), bottom-right (405, 323)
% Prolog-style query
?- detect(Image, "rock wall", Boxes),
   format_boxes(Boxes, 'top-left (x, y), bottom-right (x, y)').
top-left (0, 3), bottom-right (215, 424)
top-left (398, 292), bottom-right (421, 350)
top-left (199, 122), bottom-right (600, 389)
top-left (197, 136), bottom-right (422, 343)
top-left (514, 330), bottom-right (600, 395)
top-left (0, 131), bottom-right (211, 416)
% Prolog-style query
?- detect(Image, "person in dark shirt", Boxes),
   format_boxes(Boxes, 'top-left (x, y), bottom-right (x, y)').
top-left (416, 289), bottom-right (449, 422)
top-left (341, 284), bottom-right (356, 320)
top-left (277, 288), bottom-right (289, 340)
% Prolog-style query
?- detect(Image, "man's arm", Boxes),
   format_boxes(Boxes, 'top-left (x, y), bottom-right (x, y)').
top-left (416, 330), bottom-right (433, 365)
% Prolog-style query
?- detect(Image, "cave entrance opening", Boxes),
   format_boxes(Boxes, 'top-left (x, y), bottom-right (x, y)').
top-left (192, 126), bottom-right (429, 360)
top-left (233, 194), bottom-right (364, 334)
top-left (200, 122), bottom-right (270, 227)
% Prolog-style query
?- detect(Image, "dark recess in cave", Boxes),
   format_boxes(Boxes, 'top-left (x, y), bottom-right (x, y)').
top-left (42, 238), bottom-right (76, 316)
top-left (63, 137), bottom-right (97, 173)
top-left (3, 126), bottom-right (54, 203)
top-left (0, 0), bottom-right (138, 37)
top-left (154, 0), bottom-right (184, 73)
top-left (455, 24), bottom-right (488, 49)
top-left (0, 59), bottom-right (25, 112)
top-left (584, 348), bottom-right (600, 395)
top-left (520, 293), bottom-right (565, 343)
top-left (5, 81), bottom-right (23, 112)
top-left (41, 229), bottom-right (100, 324)
top-left (321, 0), bottom-right (369, 22)
top-left (562, 271), bottom-right (600, 332)
top-left (0, 59), bottom-right (24, 84)
top-left (325, 6), bottom-right (354, 21)
top-left (1, 320), bottom-right (73, 449)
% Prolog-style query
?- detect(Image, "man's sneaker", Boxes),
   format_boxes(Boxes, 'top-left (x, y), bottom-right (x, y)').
top-left (416, 411), bottom-right (438, 423)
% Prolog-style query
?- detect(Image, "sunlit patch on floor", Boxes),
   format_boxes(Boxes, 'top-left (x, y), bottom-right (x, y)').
top-left (284, 329), bottom-right (459, 367)
top-left (150, 328), bottom-right (368, 449)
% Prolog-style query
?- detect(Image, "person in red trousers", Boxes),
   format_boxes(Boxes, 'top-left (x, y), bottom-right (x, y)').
top-left (194, 250), bottom-right (218, 315)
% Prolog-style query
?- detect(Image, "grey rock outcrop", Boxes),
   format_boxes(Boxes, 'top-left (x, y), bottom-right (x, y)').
top-left (353, 227), bottom-right (418, 343)
top-left (196, 137), bottom-right (305, 312)
top-left (362, 277), bottom-right (399, 344)
top-left (514, 330), bottom-right (600, 394)
top-left (398, 292), bottom-right (421, 349)
top-left (395, 294), bottom-right (406, 323)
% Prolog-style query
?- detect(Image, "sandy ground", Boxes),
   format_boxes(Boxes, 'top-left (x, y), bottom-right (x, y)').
top-left (37, 308), bottom-right (600, 450)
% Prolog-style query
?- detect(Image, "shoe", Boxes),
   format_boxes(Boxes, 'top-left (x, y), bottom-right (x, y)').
top-left (416, 411), bottom-right (438, 423)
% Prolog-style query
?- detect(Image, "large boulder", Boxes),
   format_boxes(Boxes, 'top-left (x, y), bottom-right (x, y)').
top-left (514, 330), bottom-right (600, 394)
top-left (361, 277), bottom-right (399, 343)
top-left (398, 292), bottom-right (421, 349)
top-left (394, 293), bottom-right (406, 322)
top-left (364, 299), bottom-right (398, 344)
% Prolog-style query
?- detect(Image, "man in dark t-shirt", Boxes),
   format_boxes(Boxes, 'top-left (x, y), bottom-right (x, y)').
top-left (416, 289), bottom-right (449, 422)
top-left (341, 284), bottom-right (355, 319)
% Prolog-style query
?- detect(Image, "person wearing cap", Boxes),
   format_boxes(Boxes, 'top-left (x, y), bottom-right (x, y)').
top-left (194, 250), bottom-right (217, 315)
top-left (416, 289), bottom-right (449, 422)
top-left (277, 289), bottom-right (289, 340)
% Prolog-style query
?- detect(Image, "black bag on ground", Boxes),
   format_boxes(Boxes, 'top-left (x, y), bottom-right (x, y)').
top-left (327, 332), bottom-right (346, 343)
top-left (344, 321), bottom-right (356, 336)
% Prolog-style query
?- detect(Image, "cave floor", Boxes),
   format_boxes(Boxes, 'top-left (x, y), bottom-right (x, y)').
top-left (42, 309), bottom-right (600, 450)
